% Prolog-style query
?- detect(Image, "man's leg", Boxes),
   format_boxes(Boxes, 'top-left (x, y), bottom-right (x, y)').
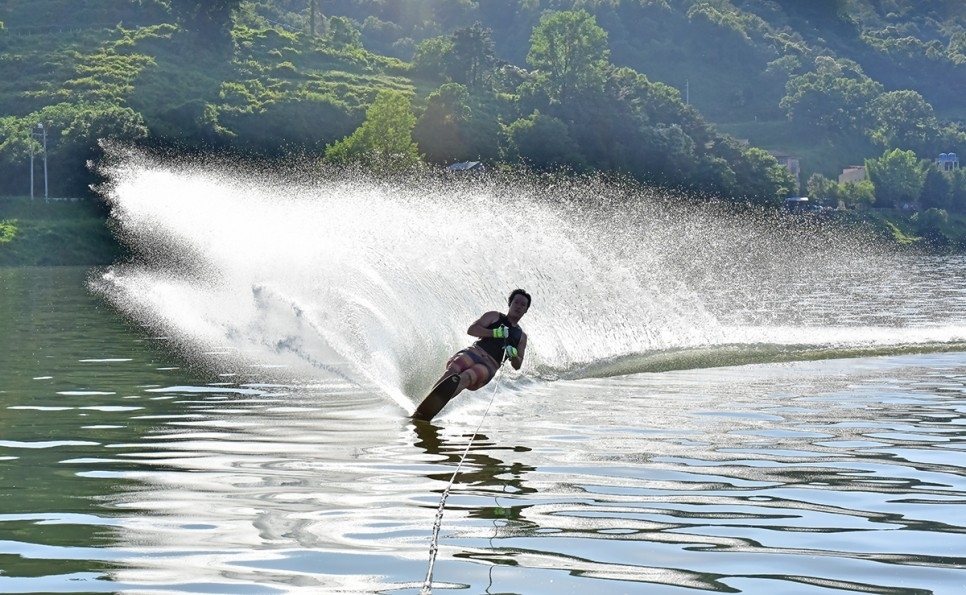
top-left (412, 353), bottom-right (492, 422)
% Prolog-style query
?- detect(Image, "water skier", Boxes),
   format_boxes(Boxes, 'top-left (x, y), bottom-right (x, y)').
top-left (412, 289), bottom-right (530, 422)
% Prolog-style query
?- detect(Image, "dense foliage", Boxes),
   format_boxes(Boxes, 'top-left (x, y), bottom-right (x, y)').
top-left (0, 0), bottom-right (964, 217)
top-left (0, 196), bottom-right (122, 265)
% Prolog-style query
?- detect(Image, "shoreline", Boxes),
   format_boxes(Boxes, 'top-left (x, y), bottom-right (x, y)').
top-left (0, 196), bottom-right (124, 267)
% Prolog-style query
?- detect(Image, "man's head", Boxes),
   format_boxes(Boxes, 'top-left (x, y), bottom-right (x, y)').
top-left (508, 288), bottom-right (531, 312)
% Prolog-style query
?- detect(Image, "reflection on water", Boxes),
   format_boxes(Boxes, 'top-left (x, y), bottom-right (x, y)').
top-left (2, 269), bottom-right (965, 594)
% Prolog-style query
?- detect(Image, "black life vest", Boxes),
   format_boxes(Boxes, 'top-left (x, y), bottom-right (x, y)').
top-left (474, 314), bottom-right (522, 363)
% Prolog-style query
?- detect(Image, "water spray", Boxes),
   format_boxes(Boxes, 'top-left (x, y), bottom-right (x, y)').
top-left (90, 146), bottom-right (964, 400)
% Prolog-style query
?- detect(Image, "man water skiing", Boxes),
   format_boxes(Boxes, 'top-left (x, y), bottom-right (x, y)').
top-left (412, 289), bottom-right (530, 422)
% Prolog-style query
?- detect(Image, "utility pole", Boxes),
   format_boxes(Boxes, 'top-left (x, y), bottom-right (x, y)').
top-left (38, 123), bottom-right (48, 202)
top-left (29, 138), bottom-right (34, 199)
top-left (310, 0), bottom-right (318, 36)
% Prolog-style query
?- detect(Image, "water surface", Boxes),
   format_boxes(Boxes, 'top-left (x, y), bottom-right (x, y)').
top-left (3, 155), bottom-right (966, 594)
top-left (2, 272), bottom-right (965, 594)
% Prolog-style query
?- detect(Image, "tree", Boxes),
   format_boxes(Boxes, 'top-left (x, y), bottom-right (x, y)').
top-left (865, 148), bottom-right (926, 208)
top-left (326, 16), bottom-right (361, 50)
top-left (781, 57), bottom-right (883, 136)
top-left (167, 0), bottom-right (242, 49)
top-left (413, 83), bottom-right (471, 164)
top-left (502, 111), bottom-right (582, 170)
top-left (806, 173), bottom-right (838, 204)
top-left (447, 23), bottom-right (497, 90)
top-left (730, 147), bottom-right (796, 205)
top-left (412, 36), bottom-right (454, 80)
top-left (839, 179), bottom-right (876, 208)
top-left (920, 165), bottom-right (952, 210)
top-left (0, 102), bottom-right (149, 196)
top-left (430, 0), bottom-right (478, 32)
top-left (916, 208), bottom-right (949, 247)
top-left (412, 24), bottom-right (497, 89)
top-left (60, 104), bottom-right (150, 192)
top-left (324, 90), bottom-right (423, 170)
top-left (950, 169), bottom-right (966, 214)
top-left (869, 90), bottom-right (939, 152)
top-left (526, 10), bottom-right (610, 104)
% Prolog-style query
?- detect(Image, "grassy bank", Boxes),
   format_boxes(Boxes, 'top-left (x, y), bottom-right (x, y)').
top-left (849, 208), bottom-right (966, 251)
top-left (0, 196), bottom-right (124, 266)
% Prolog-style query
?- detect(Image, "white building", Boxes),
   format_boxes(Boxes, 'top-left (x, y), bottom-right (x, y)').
top-left (838, 165), bottom-right (866, 184)
top-left (937, 153), bottom-right (960, 173)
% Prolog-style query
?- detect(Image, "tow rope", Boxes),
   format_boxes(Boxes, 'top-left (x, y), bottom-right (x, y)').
top-left (419, 371), bottom-right (504, 594)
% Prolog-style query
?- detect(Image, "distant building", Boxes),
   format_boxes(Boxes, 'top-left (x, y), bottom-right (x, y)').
top-left (769, 151), bottom-right (800, 191)
top-left (838, 166), bottom-right (866, 184)
top-left (937, 153), bottom-right (960, 173)
top-left (447, 161), bottom-right (483, 173)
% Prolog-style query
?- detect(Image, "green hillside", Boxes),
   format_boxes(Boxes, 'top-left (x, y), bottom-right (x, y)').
top-left (0, 0), bottom-right (964, 211)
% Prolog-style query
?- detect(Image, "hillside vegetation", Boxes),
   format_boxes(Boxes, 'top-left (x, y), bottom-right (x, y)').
top-left (0, 196), bottom-right (122, 265)
top-left (0, 1), bottom-right (964, 224)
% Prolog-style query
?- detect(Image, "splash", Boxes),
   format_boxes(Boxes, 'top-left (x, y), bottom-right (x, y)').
top-left (90, 147), bottom-right (966, 409)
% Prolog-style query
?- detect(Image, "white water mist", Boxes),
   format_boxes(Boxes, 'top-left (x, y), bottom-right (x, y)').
top-left (91, 147), bottom-right (966, 410)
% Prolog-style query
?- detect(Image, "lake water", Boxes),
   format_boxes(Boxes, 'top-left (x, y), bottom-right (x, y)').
top-left (2, 156), bottom-right (966, 594)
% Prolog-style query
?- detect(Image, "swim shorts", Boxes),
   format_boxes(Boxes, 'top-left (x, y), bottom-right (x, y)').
top-left (446, 347), bottom-right (497, 391)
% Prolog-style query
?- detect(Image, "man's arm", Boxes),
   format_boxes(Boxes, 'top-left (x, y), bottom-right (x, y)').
top-left (466, 311), bottom-right (502, 339)
top-left (509, 332), bottom-right (526, 370)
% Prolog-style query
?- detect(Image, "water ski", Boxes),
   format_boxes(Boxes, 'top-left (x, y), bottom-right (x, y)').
top-left (412, 373), bottom-right (461, 422)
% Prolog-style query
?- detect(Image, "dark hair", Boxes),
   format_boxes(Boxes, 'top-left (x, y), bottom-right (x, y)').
top-left (508, 288), bottom-right (531, 308)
